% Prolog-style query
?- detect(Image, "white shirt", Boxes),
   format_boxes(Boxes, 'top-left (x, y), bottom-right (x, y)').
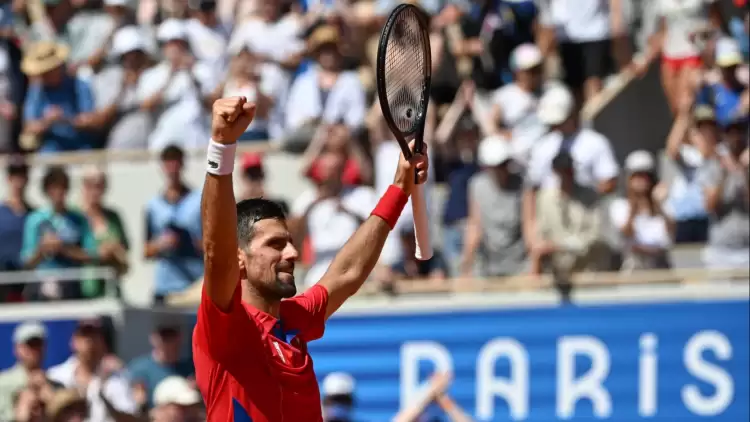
top-left (526, 128), bottom-right (619, 189)
top-left (657, 0), bottom-right (716, 59)
top-left (291, 186), bottom-right (378, 286)
top-left (547, 0), bottom-right (612, 42)
top-left (184, 18), bottom-right (229, 70)
top-left (610, 198), bottom-right (672, 249)
top-left (228, 16), bottom-right (304, 64)
top-left (223, 63), bottom-right (288, 135)
top-left (138, 61), bottom-right (218, 151)
top-left (374, 141), bottom-right (435, 265)
top-left (491, 82), bottom-right (556, 162)
top-left (284, 68), bottom-right (366, 132)
top-left (47, 357), bottom-right (137, 422)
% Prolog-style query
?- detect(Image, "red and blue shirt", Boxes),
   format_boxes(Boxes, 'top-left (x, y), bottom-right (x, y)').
top-left (193, 283), bottom-right (329, 421)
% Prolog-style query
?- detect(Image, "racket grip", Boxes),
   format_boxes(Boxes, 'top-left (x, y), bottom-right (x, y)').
top-left (411, 184), bottom-right (433, 261)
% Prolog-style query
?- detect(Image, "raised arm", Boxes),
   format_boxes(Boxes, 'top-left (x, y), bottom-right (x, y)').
top-left (318, 141), bottom-right (428, 319)
top-left (202, 97), bottom-right (256, 311)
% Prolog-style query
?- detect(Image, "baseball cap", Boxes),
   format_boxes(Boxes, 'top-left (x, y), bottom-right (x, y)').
top-left (104, 0), bottom-right (131, 7)
top-left (322, 372), bottom-right (355, 396)
top-left (111, 26), bottom-right (148, 58)
top-left (13, 321), bottom-right (47, 344)
top-left (715, 37), bottom-right (743, 68)
top-left (625, 150), bottom-right (655, 174)
top-left (511, 43), bottom-right (543, 71)
top-left (538, 85), bottom-right (574, 126)
top-left (153, 376), bottom-right (202, 406)
top-left (157, 19), bottom-right (188, 43)
top-left (242, 152), bottom-right (264, 171)
top-left (478, 135), bottom-right (513, 167)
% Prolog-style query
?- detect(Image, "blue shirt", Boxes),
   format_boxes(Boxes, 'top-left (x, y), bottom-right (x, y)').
top-left (21, 207), bottom-right (96, 269)
top-left (697, 82), bottom-right (746, 127)
top-left (127, 354), bottom-right (194, 408)
top-left (730, 17), bottom-right (749, 62)
top-left (442, 161), bottom-right (479, 225)
top-left (23, 76), bottom-right (95, 153)
top-left (145, 189), bottom-right (204, 295)
top-left (0, 204), bottom-right (30, 271)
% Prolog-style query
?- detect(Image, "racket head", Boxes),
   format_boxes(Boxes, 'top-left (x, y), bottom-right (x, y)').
top-left (376, 3), bottom-right (432, 157)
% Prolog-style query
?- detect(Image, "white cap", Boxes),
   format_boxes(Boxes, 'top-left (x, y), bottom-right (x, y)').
top-left (13, 321), bottom-right (47, 344)
top-left (478, 135), bottom-right (513, 167)
top-left (625, 150), bottom-right (655, 174)
top-left (511, 43), bottom-right (543, 71)
top-left (104, 0), bottom-right (131, 7)
top-left (111, 26), bottom-right (148, 58)
top-left (715, 37), bottom-right (743, 68)
top-left (322, 372), bottom-right (355, 396)
top-left (157, 19), bottom-right (188, 43)
top-left (153, 376), bottom-right (201, 407)
top-left (537, 85), bottom-right (574, 126)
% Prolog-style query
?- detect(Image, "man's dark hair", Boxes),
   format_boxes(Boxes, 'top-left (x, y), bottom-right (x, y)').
top-left (42, 166), bottom-right (69, 192)
top-left (160, 144), bottom-right (185, 162)
top-left (236, 198), bottom-right (287, 247)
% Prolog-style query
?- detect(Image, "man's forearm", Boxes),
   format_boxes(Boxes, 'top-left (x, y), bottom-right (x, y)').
top-left (201, 173), bottom-right (240, 309)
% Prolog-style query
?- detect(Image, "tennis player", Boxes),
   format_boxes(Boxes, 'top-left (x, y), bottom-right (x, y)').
top-left (193, 96), bottom-right (428, 421)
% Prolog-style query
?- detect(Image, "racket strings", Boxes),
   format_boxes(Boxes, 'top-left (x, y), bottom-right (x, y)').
top-left (383, 8), bottom-right (429, 135)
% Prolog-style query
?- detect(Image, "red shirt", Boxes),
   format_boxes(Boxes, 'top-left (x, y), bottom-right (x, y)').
top-left (307, 158), bottom-right (362, 185)
top-left (193, 283), bottom-right (329, 421)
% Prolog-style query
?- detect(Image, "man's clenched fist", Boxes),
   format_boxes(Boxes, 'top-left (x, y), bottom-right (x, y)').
top-left (211, 97), bottom-right (256, 144)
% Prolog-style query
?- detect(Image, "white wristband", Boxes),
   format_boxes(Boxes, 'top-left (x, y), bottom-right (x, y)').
top-left (206, 139), bottom-right (237, 175)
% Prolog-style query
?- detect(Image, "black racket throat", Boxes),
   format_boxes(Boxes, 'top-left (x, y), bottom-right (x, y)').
top-left (376, 3), bottom-right (432, 163)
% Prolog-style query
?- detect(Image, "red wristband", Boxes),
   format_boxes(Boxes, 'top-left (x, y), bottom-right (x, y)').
top-left (371, 185), bottom-right (408, 229)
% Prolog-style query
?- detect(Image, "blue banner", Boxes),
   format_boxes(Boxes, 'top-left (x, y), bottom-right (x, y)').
top-left (310, 299), bottom-right (750, 421)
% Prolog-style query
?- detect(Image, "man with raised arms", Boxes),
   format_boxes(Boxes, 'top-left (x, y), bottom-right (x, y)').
top-left (193, 96), bottom-right (429, 421)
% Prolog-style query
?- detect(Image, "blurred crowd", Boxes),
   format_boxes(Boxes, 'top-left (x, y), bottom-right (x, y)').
top-left (0, 0), bottom-right (748, 418)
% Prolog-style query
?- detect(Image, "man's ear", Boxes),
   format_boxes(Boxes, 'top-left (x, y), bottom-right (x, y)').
top-left (237, 247), bottom-right (247, 279)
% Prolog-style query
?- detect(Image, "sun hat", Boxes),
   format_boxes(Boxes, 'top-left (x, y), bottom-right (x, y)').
top-left (308, 25), bottom-right (340, 54)
top-left (511, 43), bottom-right (543, 71)
top-left (322, 372), bottom-right (355, 396)
top-left (21, 41), bottom-right (69, 76)
top-left (157, 19), bottom-right (189, 43)
top-left (111, 26), bottom-right (149, 58)
top-left (478, 135), bottom-right (513, 167)
top-left (537, 85), bottom-right (574, 126)
top-left (624, 150), bottom-right (655, 174)
top-left (153, 376), bottom-right (201, 407)
top-left (715, 37), bottom-right (743, 68)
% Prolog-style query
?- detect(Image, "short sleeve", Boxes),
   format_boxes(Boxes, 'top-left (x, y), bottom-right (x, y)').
top-left (592, 135), bottom-right (620, 182)
top-left (21, 212), bottom-right (41, 263)
top-left (195, 283), bottom-right (259, 363)
top-left (697, 159), bottom-right (723, 188)
top-left (74, 78), bottom-right (95, 113)
top-left (281, 284), bottom-right (329, 343)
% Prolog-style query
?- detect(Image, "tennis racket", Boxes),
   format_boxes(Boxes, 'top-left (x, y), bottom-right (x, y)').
top-left (376, 3), bottom-right (433, 261)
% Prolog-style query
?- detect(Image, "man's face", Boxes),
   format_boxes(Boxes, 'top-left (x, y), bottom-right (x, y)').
top-left (697, 120), bottom-right (719, 144)
top-left (41, 66), bottom-right (65, 87)
top-left (15, 337), bottom-right (45, 369)
top-left (71, 327), bottom-right (103, 361)
top-left (45, 182), bottom-right (68, 207)
top-left (317, 45), bottom-right (340, 71)
top-left (162, 159), bottom-right (183, 181)
top-left (240, 219), bottom-right (299, 300)
top-left (151, 328), bottom-right (182, 363)
top-left (7, 171), bottom-right (28, 193)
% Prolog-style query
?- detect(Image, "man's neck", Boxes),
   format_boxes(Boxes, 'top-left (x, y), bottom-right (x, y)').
top-left (152, 349), bottom-right (176, 366)
top-left (242, 285), bottom-right (281, 318)
top-left (4, 194), bottom-right (27, 213)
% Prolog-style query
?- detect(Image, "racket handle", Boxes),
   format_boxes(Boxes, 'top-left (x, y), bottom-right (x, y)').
top-left (411, 184), bottom-right (433, 261)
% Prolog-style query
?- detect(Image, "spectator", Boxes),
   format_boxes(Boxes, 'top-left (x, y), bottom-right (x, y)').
top-left (697, 37), bottom-right (749, 127)
top-left (138, 18), bottom-right (218, 151)
top-left (0, 157), bottom-right (32, 302)
top-left (144, 145), bottom-right (203, 303)
top-left (644, 0), bottom-right (724, 113)
top-left (610, 150), bottom-right (675, 270)
top-left (91, 25), bottom-right (155, 150)
top-left (439, 115), bottom-right (480, 277)
top-left (222, 43), bottom-right (287, 142)
top-left (45, 388), bottom-right (89, 422)
top-left (79, 167), bottom-right (130, 297)
top-left (23, 0), bottom-right (75, 44)
top-left (21, 166), bottom-right (96, 300)
top-left (532, 150), bottom-right (610, 276)
top-left (284, 25), bottom-right (366, 150)
top-left (699, 117), bottom-right (749, 269)
top-left (460, 136), bottom-right (526, 277)
top-left (13, 386), bottom-right (48, 422)
top-left (321, 372), bottom-right (356, 422)
top-left (728, 4), bottom-right (748, 61)
top-left (0, 41), bottom-right (18, 153)
top-left (488, 43), bottom-right (551, 163)
top-left (301, 122), bottom-right (372, 186)
top-left (0, 322), bottom-right (47, 421)
top-left (21, 41), bottom-right (98, 153)
top-left (238, 152), bottom-right (289, 214)
top-left (540, 0), bottom-right (627, 102)
top-left (151, 376), bottom-right (203, 422)
top-left (47, 320), bottom-right (137, 422)
top-left (523, 85), bottom-right (618, 253)
top-left (184, 0), bottom-right (231, 70)
top-left (128, 322), bottom-right (194, 410)
top-left (290, 151), bottom-right (377, 287)
top-left (660, 102), bottom-right (714, 243)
